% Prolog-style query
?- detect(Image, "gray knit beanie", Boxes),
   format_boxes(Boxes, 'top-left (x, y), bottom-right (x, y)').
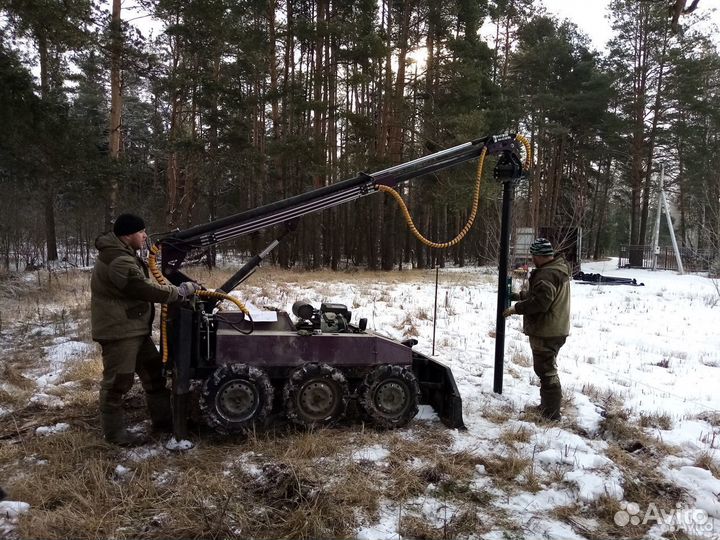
top-left (530, 237), bottom-right (554, 256)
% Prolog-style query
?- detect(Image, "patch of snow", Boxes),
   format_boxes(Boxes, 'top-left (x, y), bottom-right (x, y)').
top-left (355, 501), bottom-right (399, 540)
top-left (571, 391), bottom-right (605, 436)
top-left (504, 488), bottom-right (575, 513)
top-left (655, 419), bottom-right (719, 453)
top-left (663, 465), bottom-right (720, 519)
top-left (114, 464), bottom-right (131, 477)
top-left (35, 422), bottom-right (70, 436)
top-left (164, 437), bottom-right (194, 451)
top-left (0, 500), bottom-right (30, 518)
top-left (22, 455), bottom-right (48, 466)
top-left (29, 393), bottom-right (64, 409)
top-left (414, 404), bottom-right (439, 422)
top-left (564, 469), bottom-right (623, 502)
top-left (124, 444), bottom-right (164, 462)
top-left (523, 517), bottom-right (589, 540)
top-left (43, 340), bottom-right (94, 366)
top-left (352, 445), bottom-right (390, 462)
top-left (34, 372), bottom-right (63, 387)
top-left (409, 495), bottom-right (459, 526)
top-left (152, 470), bottom-right (174, 486)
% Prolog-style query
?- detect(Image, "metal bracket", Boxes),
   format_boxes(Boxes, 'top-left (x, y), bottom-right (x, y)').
top-left (493, 150), bottom-right (524, 182)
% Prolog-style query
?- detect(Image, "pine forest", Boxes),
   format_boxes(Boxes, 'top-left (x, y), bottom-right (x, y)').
top-left (0, 0), bottom-right (718, 272)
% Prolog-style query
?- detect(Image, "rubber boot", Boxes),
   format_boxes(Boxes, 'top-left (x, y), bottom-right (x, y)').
top-left (539, 383), bottom-right (562, 421)
top-left (146, 390), bottom-right (173, 433)
top-left (101, 409), bottom-right (147, 447)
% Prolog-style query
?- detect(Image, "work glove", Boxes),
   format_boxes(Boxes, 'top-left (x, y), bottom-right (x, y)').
top-left (177, 281), bottom-right (202, 299)
top-left (502, 306), bottom-right (516, 318)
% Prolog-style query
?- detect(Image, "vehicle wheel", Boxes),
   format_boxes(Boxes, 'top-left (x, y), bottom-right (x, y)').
top-left (283, 363), bottom-right (349, 428)
top-left (200, 363), bottom-right (274, 434)
top-left (358, 364), bottom-right (420, 429)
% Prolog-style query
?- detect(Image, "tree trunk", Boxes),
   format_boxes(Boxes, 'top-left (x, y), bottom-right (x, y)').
top-left (628, 6), bottom-right (650, 265)
top-left (639, 18), bottom-right (669, 245)
top-left (107, 0), bottom-right (122, 229)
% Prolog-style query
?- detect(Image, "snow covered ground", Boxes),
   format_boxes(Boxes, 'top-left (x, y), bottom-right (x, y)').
top-left (240, 258), bottom-right (720, 539)
top-left (1, 258), bottom-right (719, 539)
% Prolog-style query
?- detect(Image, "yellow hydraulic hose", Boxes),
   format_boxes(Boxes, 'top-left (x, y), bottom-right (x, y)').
top-left (514, 133), bottom-right (532, 169)
top-left (148, 244), bottom-right (249, 364)
top-left (196, 290), bottom-right (250, 315)
top-left (148, 245), bottom-right (171, 364)
top-left (380, 133), bottom-right (531, 249)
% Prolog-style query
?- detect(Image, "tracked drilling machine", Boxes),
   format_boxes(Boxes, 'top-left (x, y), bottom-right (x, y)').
top-left (149, 133), bottom-right (530, 442)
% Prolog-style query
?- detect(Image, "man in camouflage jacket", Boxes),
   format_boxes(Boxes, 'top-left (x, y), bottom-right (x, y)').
top-left (91, 213), bottom-right (199, 445)
top-left (503, 238), bottom-right (571, 420)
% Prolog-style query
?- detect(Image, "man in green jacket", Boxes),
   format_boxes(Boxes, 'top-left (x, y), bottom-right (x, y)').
top-left (91, 213), bottom-right (200, 446)
top-left (503, 238), bottom-right (571, 420)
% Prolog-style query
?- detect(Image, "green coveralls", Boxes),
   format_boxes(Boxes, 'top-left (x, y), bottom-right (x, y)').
top-left (90, 232), bottom-right (178, 443)
top-left (514, 256), bottom-right (571, 419)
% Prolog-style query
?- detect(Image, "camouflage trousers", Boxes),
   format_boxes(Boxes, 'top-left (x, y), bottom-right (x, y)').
top-left (528, 335), bottom-right (567, 419)
top-left (97, 335), bottom-right (171, 441)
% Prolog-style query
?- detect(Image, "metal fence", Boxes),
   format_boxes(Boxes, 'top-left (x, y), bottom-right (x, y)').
top-left (618, 245), bottom-right (715, 272)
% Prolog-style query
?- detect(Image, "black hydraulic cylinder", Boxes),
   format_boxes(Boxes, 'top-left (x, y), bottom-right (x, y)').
top-left (493, 178), bottom-right (515, 394)
top-left (171, 306), bottom-right (194, 441)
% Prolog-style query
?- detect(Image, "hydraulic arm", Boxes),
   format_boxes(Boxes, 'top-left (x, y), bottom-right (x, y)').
top-left (156, 133), bottom-right (529, 282)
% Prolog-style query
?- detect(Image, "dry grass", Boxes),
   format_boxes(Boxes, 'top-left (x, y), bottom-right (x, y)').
top-left (580, 384), bottom-right (624, 410)
top-left (696, 411), bottom-right (720, 427)
top-left (479, 452), bottom-right (531, 485)
top-left (383, 428), bottom-right (485, 503)
top-left (59, 356), bottom-right (103, 386)
top-left (639, 412), bottom-right (673, 430)
top-left (600, 408), bottom-right (678, 457)
top-left (694, 452), bottom-right (720, 478)
top-left (8, 428), bottom-right (366, 539)
top-left (5, 421), bottom-right (494, 539)
top-left (510, 351), bottom-right (532, 368)
top-left (1, 364), bottom-right (36, 391)
top-left (0, 266), bottom-right (703, 539)
top-left (0, 386), bottom-right (33, 407)
top-left (498, 425), bottom-right (533, 447)
top-left (400, 508), bottom-right (489, 540)
top-left (187, 264), bottom-right (493, 299)
top-left (481, 403), bottom-right (515, 424)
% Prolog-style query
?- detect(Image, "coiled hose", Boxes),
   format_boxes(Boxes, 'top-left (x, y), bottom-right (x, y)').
top-left (148, 244), bottom-right (250, 364)
top-left (380, 133), bottom-right (531, 249)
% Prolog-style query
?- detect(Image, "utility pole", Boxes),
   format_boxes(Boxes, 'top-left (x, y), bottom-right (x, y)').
top-left (652, 164), bottom-right (684, 274)
top-left (651, 165), bottom-right (664, 270)
top-left (661, 183), bottom-right (684, 274)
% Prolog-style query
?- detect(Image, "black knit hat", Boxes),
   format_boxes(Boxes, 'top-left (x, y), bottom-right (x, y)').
top-left (113, 213), bottom-right (146, 236)
top-left (530, 237), bottom-right (554, 256)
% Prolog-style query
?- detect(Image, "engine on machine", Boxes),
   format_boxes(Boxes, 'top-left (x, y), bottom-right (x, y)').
top-left (291, 301), bottom-right (366, 334)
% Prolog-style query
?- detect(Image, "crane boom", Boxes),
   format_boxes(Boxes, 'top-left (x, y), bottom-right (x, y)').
top-left (157, 133), bottom-right (524, 282)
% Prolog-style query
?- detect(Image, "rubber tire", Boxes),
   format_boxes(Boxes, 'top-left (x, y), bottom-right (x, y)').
top-left (200, 363), bottom-right (274, 434)
top-left (358, 364), bottom-right (420, 429)
top-left (283, 363), bottom-right (349, 428)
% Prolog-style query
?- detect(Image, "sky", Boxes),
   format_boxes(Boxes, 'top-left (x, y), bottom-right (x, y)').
top-left (542, 0), bottom-right (720, 50)
top-left (120, 0), bottom-right (720, 55)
